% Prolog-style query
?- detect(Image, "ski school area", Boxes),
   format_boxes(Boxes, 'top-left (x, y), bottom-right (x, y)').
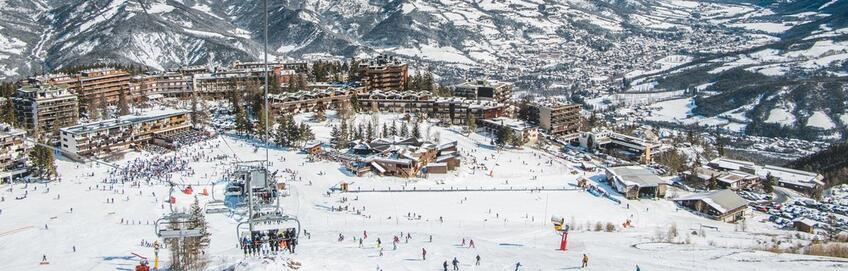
top-left (1, 112), bottom-right (847, 271)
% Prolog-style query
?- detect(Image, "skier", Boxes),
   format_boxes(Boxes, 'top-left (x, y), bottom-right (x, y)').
top-left (443, 260), bottom-right (449, 271)
top-left (364, 230), bottom-right (368, 239)
top-left (469, 239), bottom-right (475, 248)
top-left (461, 238), bottom-right (466, 246)
top-left (452, 257), bottom-right (460, 270)
top-left (359, 238), bottom-right (364, 248)
top-left (379, 247), bottom-right (384, 257)
top-left (582, 254), bottom-right (589, 268)
top-left (515, 262), bottom-right (522, 271)
top-left (636, 265), bottom-right (640, 271)
top-left (73, 246), bottom-right (76, 252)
top-left (475, 255), bottom-right (480, 266)
top-left (376, 238), bottom-right (382, 248)
top-left (422, 248), bottom-right (427, 260)
top-left (429, 235), bottom-right (433, 243)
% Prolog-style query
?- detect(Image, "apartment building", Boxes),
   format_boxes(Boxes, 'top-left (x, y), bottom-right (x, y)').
top-left (453, 80), bottom-right (513, 103)
top-left (531, 101), bottom-right (581, 137)
top-left (480, 117), bottom-right (539, 145)
top-left (269, 87), bottom-right (364, 114)
top-left (357, 90), bottom-right (433, 114)
top-left (191, 71), bottom-right (264, 99)
top-left (59, 109), bottom-right (191, 160)
top-left (359, 55), bottom-right (408, 91)
top-left (77, 68), bottom-right (132, 106)
top-left (356, 90), bottom-right (507, 125)
top-left (12, 85), bottom-right (80, 137)
top-left (232, 61), bottom-right (308, 73)
top-left (152, 72), bottom-right (192, 98)
top-left (27, 68), bottom-right (132, 109)
top-left (0, 124), bottom-right (28, 183)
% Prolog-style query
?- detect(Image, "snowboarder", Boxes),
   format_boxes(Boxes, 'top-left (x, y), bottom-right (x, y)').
top-left (452, 257), bottom-right (459, 270)
top-left (475, 255), bottom-right (481, 266)
top-left (582, 254), bottom-right (589, 268)
top-left (422, 248), bottom-right (427, 260)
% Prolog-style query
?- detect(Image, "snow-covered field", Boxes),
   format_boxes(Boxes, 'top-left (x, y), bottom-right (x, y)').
top-left (1, 113), bottom-right (847, 270)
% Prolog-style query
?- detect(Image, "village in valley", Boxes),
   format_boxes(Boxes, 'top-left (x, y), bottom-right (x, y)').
top-left (0, 52), bottom-right (847, 271)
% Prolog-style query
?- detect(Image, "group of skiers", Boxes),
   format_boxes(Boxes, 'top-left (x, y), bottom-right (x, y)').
top-left (440, 255), bottom-right (494, 271)
top-left (240, 228), bottom-right (298, 256)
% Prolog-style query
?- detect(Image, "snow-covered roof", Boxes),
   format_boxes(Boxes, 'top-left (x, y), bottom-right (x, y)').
top-left (674, 189), bottom-right (748, 214)
top-left (370, 162), bottom-right (386, 173)
top-left (61, 108), bottom-right (189, 135)
top-left (708, 158), bottom-right (756, 171)
top-left (607, 166), bottom-right (665, 188)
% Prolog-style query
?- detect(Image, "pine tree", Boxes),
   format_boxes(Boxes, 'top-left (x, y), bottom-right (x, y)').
top-left (235, 110), bottom-right (252, 135)
top-left (381, 123), bottom-right (388, 138)
top-left (390, 120), bottom-right (398, 136)
top-left (314, 102), bottom-right (326, 122)
top-left (707, 174), bottom-right (718, 190)
top-left (334, 121), bottom-right (350, 149)
top-left (495, 126), bottom-right (512, 148)
top-left (466, 114), bottom-right (476, 135)
top-left (299, 122), bottom-right (314, 142)
top-left (118, 87), bottom-right (130, 116)
top-left (275, 115), bottom-right (290, 146)
top-left (3, 99), bottom-right (17, 127)
top-left (87, 96), bottom-right (100, 120)
top-left (330, 125), bottom-right (340, 147)
top-left (355, 123), bottom-right (364, 140)
top-left (510, 133), bottom-right (525, 148)
top-left (399, 121), bottom-right (408, 137)
top-left (366, 121), bottom-right (375, 142)
top-left (98, 94), bottom-right (109, 119)
top-left (286, 115), bottom-right (300, 145)
top-left (763, 173), bottom-right (775, 193)
top-left (187, 197), bottom-right (210, 269)
top-left (411, 121), bottom-right (420, 139)
top-left (29, 142), bottom-right (56, 180)
top-left (256, 104), bottom-right (274, 139)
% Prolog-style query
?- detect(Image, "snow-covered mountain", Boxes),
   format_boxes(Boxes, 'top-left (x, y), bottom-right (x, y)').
top-left (0, 0), bottom-right (825, 76)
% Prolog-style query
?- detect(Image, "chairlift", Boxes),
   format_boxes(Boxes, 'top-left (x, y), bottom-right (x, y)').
top-left (224, 182), bottom-right (244, 197)
top-left (154, 212), bottom-right (204, 239)
top-left (235, 213), bottom-right (301, 247)
top-left (205, 200), bottom-right (229, 214)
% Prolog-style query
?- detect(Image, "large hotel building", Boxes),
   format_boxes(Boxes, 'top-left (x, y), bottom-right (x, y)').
top-left (59, 109), bottom-right (191, 160)
top-left (531, 101), bottom-right (581, 137)
top-left (359, 55), bottom-right (408, 91)
top-left (12, 85), bottom-right (79, 137)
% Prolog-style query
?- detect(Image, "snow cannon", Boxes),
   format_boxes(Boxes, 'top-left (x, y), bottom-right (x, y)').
top-left (551, 216), bottom-right (565, 230)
